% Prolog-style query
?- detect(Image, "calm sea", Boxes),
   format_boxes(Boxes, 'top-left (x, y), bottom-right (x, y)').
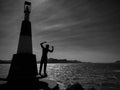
top-left (0, 63), bottom-right (120, 90)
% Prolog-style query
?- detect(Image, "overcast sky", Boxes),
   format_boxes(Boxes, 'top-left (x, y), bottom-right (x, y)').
top-left (0, 0), bottom-right (120, 62)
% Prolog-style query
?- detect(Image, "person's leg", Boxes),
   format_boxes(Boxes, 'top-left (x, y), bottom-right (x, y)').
top-left (44, 62), bottom-right (47, 76)
top-left (39, 62), bottom-right (43, 75)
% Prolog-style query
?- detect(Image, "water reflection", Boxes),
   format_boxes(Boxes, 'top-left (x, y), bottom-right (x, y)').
top-left (0, 63), bottom-right (120, 89)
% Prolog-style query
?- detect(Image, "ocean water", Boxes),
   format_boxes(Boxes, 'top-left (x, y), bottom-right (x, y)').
top-left (0, 63), bottom-right (120, 90)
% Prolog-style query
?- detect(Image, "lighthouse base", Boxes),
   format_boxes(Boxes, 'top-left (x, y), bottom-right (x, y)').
top-left (7, 54), bottom-right (38, 82)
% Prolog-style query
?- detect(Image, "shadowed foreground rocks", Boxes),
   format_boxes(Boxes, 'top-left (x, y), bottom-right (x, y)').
top-left (66, 83), bottom-right (84, 90)
top-left (0, 79), bottom-right (59, 90)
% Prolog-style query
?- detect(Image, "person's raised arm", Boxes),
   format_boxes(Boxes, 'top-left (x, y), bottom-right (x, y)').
top-left (40, 42), bottom-right (46, 48)
top-left (49, 46), bottom-right (54, 52)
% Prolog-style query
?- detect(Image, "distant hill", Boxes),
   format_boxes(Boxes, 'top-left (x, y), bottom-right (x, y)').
top-left (0, 60), bottom-right (11, 64)
top-left (47, 58), bottom-right (81, 63)
top-left (114, 60), bottom-right (120, 63)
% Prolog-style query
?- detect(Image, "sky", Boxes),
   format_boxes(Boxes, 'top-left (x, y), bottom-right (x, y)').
top-left (0, 0), bottom-right (120, 63)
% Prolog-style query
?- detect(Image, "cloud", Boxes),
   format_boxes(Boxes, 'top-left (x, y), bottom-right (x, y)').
top-left (0, 0), bottom-right (120, 62)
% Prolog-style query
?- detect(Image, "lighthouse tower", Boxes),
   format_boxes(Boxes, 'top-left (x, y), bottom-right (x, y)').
top-left (8, 1), bottom-right (38, 82)
top-left (17, 1), bottom-right (32, 54)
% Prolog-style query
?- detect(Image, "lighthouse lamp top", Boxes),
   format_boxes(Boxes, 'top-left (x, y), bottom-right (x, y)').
top-left (24, 1), bottom-right (31, 13)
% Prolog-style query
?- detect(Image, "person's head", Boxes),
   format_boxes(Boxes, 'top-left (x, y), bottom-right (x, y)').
top-left (46, 44), bottom-right (49, 48)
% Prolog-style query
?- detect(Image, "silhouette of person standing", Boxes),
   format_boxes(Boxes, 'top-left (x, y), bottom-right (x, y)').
top-left (39, 41), bottom-right (54, 76)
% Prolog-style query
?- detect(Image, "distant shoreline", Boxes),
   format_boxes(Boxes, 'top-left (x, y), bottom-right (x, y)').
top-left (0, 59), bottom-right (120, 64)
top-left (0, 58), bottom-right (82, 64)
